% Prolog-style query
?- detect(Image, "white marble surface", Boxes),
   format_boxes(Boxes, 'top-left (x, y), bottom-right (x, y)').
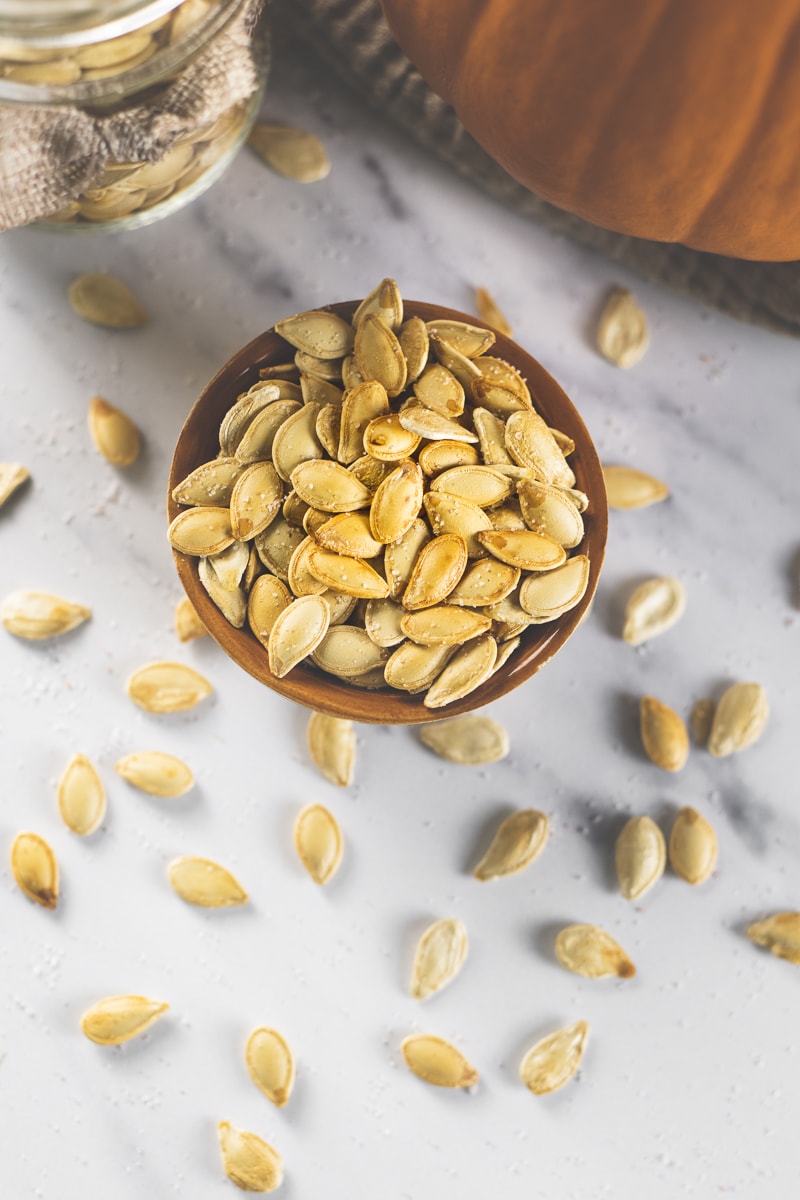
top-left (2, 38), bottom-right (800, 1200)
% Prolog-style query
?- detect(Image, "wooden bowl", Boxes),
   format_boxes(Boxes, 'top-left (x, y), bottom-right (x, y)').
top-left (168, 300), bottom-right (608, 724)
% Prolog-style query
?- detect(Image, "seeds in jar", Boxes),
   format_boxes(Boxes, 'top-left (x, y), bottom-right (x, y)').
top-left (169, 281), bottom-right (594, 706)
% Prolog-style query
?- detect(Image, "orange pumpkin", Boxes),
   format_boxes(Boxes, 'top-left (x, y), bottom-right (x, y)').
top-left (382, 0), bottom-right (800, 261)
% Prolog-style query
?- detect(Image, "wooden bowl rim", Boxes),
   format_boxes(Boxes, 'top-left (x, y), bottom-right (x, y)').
top-left (167, 299), bottom-right (608, 724)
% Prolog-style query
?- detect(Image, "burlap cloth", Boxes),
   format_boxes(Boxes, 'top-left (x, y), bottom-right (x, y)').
top-left (0, 0), bottom-right (264, 231)
top-left (278, 0), bottom-right (800, 338)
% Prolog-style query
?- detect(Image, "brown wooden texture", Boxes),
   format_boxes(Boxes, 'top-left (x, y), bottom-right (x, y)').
top-left (167, 301), bottom-right (608, 724)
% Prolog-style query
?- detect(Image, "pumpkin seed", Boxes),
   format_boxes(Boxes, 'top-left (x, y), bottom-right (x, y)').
top-left (419, 716), bottom-right (509, 766)
top-left (261, 362), bottom-right (302, 382)
top-left (229, 462), bottom-right (283, 541)
top-left (10, 831), bottom-right (58, 909)
top-left (294, 803), bottom-right (343, 884)
top-left (274, 309), bottom-right (354, 360)
top-left (341, 354), bottom-right (365, 390)
top-left (167, 507), bottom-right (234, 556)
top-left (505, 410), bottom-right (575, 487)
top-left (291, 459), bottom-right (372, 511)
top-left (615, 815), bottom-right (665, 900)
top-left (428, 332), bottom-right (483, 391)
top-left (199, 556), bottom-right (247, 627)
top-left (397, 316), bottom-right (429, 382)
top-left (80, 996), bottom-right (169, 1046)
top-left (401, 1035), bottom-right (478, 1088)
top-left (235, 399), bottom-right (301, 464)
top-left (175, 595), bottom-right (207, 642)
top-left (690, 698), bottom-right (715, 747)
top-left (448, 558), bottom-right (520, 607)
top-left (1, 590), bottom-right (91, 639)
top-left (208, 540), bottom-right (250, 590)
top-left (220, 389), bottom-right (280, 458)
top-left (244, 546), bottom-right (261, 592)
top-left (471, 377), bottom-right (530, 418)
top-left (168, 856), bottom-right (248, 907)
top-left (518, 555), bottom-right (590, 621)
top-left (349, 454), bottom-right (393, 491)
top-left (622, 577), bottom-right (685, 645)
top-left (271, 401), bottom-right (323, 482)
top-left (401, 605), bottom-right (490, 646)
top-left (320, 589), bottom-right (356, 625)
top-left (268, 593), bottom-right (330, 676)
top-left (423, 633), bottom-right (497, 708)
top-left (364, 598), bottom-right (406, 647)
top-left (518, 480), bottom-right (584, 548)
top-left (477, 529), bottom-right (565, 572)
top-left (172, 457), bottom-right (245, 506)
top-left (247, 575), bottom-right (292, 647)
top-left (708, 682), bottom-right (768, 757)
top-left (426, 319), bottom-right (494, 358)
top-left (603, 464), bottom-right (669, 509)
top-left (399, 407), bottom-right (478, 444)
top-left (287, 536), bottom-right (328, 597)
top-left (248, 121), bottom-right (330, 183)
top-left (489, 506), bottom-right (527, 532)
top-left (640, 695), bottom-right (689, 771)
top-left (418, 440), bottom-right (480, 475)
top-left (87, 395), bottom-right (140, 466)
top-left (363, 413), bottom-right (421, 461)
top-left (352, 277), bottom-right (403, 330)
top-left (313, 625), bottom-right (388, 677)
top-left (473, 810), bottom-right (548, 880)
top-left (747, 913), bottom-right (800, 965)
top-left (0, 462), bottom-right (29, 508)
top-left (402, 533), bottom-right (468, 610)
top-left (218, 1121), bottom-right (283, 1193)
top-left (423, 493), bottom-right (492, 557)
top-left (255, 517), bottom-right (305, 581)
top-left (246, 1027), bottom-right (296, 1107)
top-left (486, 587), bottom-right (536, 628)
top-left (338, 380), bottom-right (390, 463)
top-left (307, 711), bottom-right (356, 787)
top-left (669, 807), bottom-right (718, 884)
top-left (493, 636), bottom-right (521, 670)
top-left (126, 661), bottom-right (212, 712)
top-left (475, 355), bottom-right (531, 398)
top-left (7, 58), bottom-right (83, 84)
top-left (555, 924), bottom-right (635, 979)
top-left (474, 287), bottom-right (512, 336)
top-left (115, 751), bottom-right (194, 798)
top-left (385, 518), bottom-right (431, 600)
top-left (314, 512), bottom-right (383, 559)
top-left (295, 351), bottom-right (341, 383)
top-left (384, 641), bottom-right (456, 692)
top-left (596, 287), bottom-right (648, 368)
top-left (68, 273), bottom-right (148, 329)
top-left (354, 313), bottom-right (407, 396)
top-left (413, 363), bottom-right (465, 418)
top-left (57, 753), bottom-right (105, 836)
top-left (520, 1021), bottom-right (589, 1095)
top-left (431, 465), bottom-right (513, 508)
top-left (306, 546), bottom-right (389, 598)
top-left (315, 404), bottom-right (342, 458)
top-left (370, 459), bottom-right (424, 543)
top-left (411, 918), bottom-right (469, 1000)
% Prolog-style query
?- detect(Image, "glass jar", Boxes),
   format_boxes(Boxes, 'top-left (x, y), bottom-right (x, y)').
top-left (0, 0), bottom-right (267, 231)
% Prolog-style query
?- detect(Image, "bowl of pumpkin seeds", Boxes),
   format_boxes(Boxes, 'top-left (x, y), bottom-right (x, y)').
top-left (167, 281), bottom-right (607, 723)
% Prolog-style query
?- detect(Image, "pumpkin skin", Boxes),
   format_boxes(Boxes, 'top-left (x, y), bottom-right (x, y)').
top-left (381, 0), bottom-right (800, 261)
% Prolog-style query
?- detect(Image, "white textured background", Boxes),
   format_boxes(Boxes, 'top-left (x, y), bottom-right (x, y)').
top-left (1, 42), bottom-right (799, 1200)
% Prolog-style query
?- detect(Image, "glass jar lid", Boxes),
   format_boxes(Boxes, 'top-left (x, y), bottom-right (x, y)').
top-left (0, 1), bottom-right (184, 47)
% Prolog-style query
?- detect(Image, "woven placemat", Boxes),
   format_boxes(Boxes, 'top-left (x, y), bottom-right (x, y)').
top-left (278, 0), bottom-right (800, 338)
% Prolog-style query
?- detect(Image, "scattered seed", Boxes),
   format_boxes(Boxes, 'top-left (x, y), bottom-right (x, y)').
top-left (10, 831), bottom-right (59, 909)
top-left (640, 695), bottom-right (689, 772)
top-left (174, 595), bottom-right (207, 642)
top-left (520, 1021), bottom-right (589, 1095)
top-left (401, 1034), bottom-right (478, 1088)
top-left (68, 273), bottom-right (148, 328)
top-left (602, 464), bottom-right (668, 509)
top-left (473, 810), bottom-right (549, 881)
top-left (294, 803), bottom-right (343, 884)
top-left (596, 287), bottom-right (648, 367)
top-left (615, 815), bottom-right (665, 900)
top-left (622, 577), bottom-right (685, 645)
top-left (246, 1027), bottom-right (296, 1107)
top-left (418, 715), bottom-right (509, 765)
top-left (707, 682), bottom-right (768, 757)
top-left (0, 462), bottom-right (30, 508)
top-left (87, 395), bottom-right (141, 466)
top-left (218, 1121), bottom-right (283, 1193)
top-left (474, 287), bottom-right (512, 336)
top-left (80, 995), bottom-right (169, 1045)
top-left (411, 919), bottom-right (469, 1000)
top-left (126, 661), bottom-right (212, 712)
top-left (554, 924), bottom-right (635, 979)
top-left (115, 751), bottom-right (194, 798)
top-left (167, 856), bottom-right (248, 907)
top-left (248, 121), bottom-right (330, 182)
top-left (669, 807), bottom-right (718, 885)
top-left (689, 698), bottom-right (715, 747)
top-left (306, 712), bottom-right (356, 786)
top-left (57, 753), bottom-right (105, 835)
top-left (1, 590), bottom-right (91, 640)
top-left (747, 913), bottom-right (800, 965)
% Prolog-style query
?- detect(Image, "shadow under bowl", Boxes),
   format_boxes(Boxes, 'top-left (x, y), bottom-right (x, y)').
top-left (168, 300), bottom-right (608, 724)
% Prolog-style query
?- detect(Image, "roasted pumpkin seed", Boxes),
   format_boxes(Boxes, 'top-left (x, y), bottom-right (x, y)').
top-left (401, 605), bottom-right (490, 646)
top-left (172, 457), bottom-right (245, 507)
top-left (354, 313), bottom-right (407, 396)
top-left (115, 751), bottom-right (194, 798)
top-left (397, 316), bottom-right (429, 382)
top-left (401, 1034), bottom-right (478, 1088)
top-left (640, 695), bottom-right (689, 772)
top-left (268, 593), bottom-right (330, 676)
top-left (10, 831), bottom-right (58, 909)
top-left (274, 309), bottom-right (353, 359)
top-left (423, 632), bottom-right (497, 708)
top-left (596, 287), bottom-right (648, 368)
top-left (68, 273), bottom-right (148, 329)
top-left (615, 815), bottom-right (666, 900)
top-left (669, 807), bottom-right (718, 885)
top-left (230, 462), bottom-right (283, 540)
top-left (307, 712), bottom-right (356, 787)
top-left (473, 810), bottom-right (549, 880)
top-left (352, 277), bottom-right (403, 330)
top-left (1, 590), bottom-right (91, 639)
top-left (338, 380), bottom-right (390, 463)
top-left (707, 682), bottom-right (768, 757)
top-left (402, 533), bottom-right (468, 610)
top-left (294, 803), bottom-right (343, 884)
top-left (167, 856), bottom-right (248, 907)
top-left (199, 556), bottom-right (247, 627)
top-left (474, 287), bottom-right (512, 336)
top-left (306, 546), bottom-right (389, 598)
top-left (57, 753), bottom-right (105, 835)
top-left (246, 1027), bottom-right (296, 1107)
top-left (622, 577), bottom-right (685, 645)
top-left (447, 558), bottom-right (520, 607)
top-left (419, 716), bottom-right (509, 766)
top-left (603, 464), bottom-right (669, 509)
top-left (175, 595), bottom-right (207, 642)
top-left (88, 395), bottom-right (140, 466)
top-left (167, 507), bottom-right (234, 556)
top-left (426, 319), bottom-right (494, 358)
top-left (313, 625), bottom-right (388, 676)
top-left (247, 575), bottom-right (292, 647)
top-left (518, 555), bottom-right (590, 621)
top-left (218, 1122), bottom-right (283, 1193)
top-left (399, 407), bottom-right (478, 444)
top-left (520, 1021), bottom-right (588, 1095)
top-left (477, 529), bottom-right (565, 572)
top-left (126, 661), bottom-right (212, 712)
top-left (291, 458), bottom-right (372, 511)
top-left (418, 440), bottom-right (480, 475)
top-left (554, 924), bottom-right (635, 979)
top-left (370, 459), bottom-right (424, 544)
top-left (413, 363), bottom-right (465, 418)
top-left (747, 913), bottom-right (800, 965)
top-left (80, 996), bottom-right (169, 1045)
top-left (411, 918), bottom-right (469, 1000)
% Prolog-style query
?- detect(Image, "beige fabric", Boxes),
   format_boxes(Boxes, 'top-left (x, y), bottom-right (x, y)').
top-left (279, 0), bottom-right (800, 338)
top-left (0, 0), bottom-right (264, 230)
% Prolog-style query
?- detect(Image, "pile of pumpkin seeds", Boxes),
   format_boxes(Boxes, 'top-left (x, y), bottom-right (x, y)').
top-left (168, 278), bottom-right (592, 707)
